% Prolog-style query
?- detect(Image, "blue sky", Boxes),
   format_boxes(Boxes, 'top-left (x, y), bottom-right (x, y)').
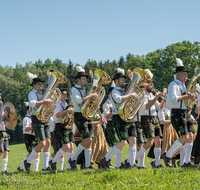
top-left (0, 0), bottom-right (199, 67)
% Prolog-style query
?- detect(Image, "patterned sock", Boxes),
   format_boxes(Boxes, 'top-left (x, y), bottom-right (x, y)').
top-left (20, 156), bottom-right (28, 170)
top-left (71, 144), bottom-right (85, 161)
top-left (43, 152), bottom-right (50, 169)
top-left (34, 159), bottom-right (40, 171)
top-left (52, 148), bottom-right (65, 163)
top-left (84, 148), bottom-right (92, 168)
top-left (140, 152), bottom-right (145, 167)
top-left (166, 140), bottom-right (182, 158)
top-left (2, 158), bottom-right (8, 172)
top-left (184, 143), bottom-right (193, 163)
top-left (154, 148), bottom-right (161, 167)
top-left (136, 146), bottom-right (147, 161)
top-left (66, 152), bottom-right (73, 169)
top-left (27, 148), bottom-right (38, 164)
top-left (180, 145), bottom-right (185, 166)
top-left (59, 158), bottom-right (64, 170)
top-left (129, 146), bottom-right (137, 166)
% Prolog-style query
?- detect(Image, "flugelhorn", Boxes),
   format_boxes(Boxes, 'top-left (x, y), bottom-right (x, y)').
top-left (153, 89), bottom-right (167, 100)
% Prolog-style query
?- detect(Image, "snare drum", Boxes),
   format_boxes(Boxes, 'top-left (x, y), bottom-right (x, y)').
top-left (72, 123), bottom-right (81, 141)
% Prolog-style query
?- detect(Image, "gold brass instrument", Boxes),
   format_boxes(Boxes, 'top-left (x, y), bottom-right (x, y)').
top-left (153, 89), bottom-right (166, 100)
top-left (81, 69), bottom-right (111, 120)
top-left (36, 70), bottom-right (67, 123)
top-left (62, 104), bottom-right (74, 129)
top-left (118, 67), bottom-right (152, 122)
top-left (185, 67), bottom-right (200, 110)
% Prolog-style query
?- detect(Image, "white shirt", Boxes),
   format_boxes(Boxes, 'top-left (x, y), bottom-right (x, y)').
top-left (49, 116), bottom-right (55, 132)
top-left (70, 84), bottom-right (86, 112)
top-left (198, 94), bottom-right (200, 107)
top-left (22, 114), bottom-right (35, 135)
top-left (140, 91), bottom-right (160, 116)
top-left (103, 99), bottom-right (113, 121)
top-left (111, 87), bottom-right (124, 115)
top-left (134, 114), bottom-right (141, 122)
top-left (158, 107), bottom-right (171, 121)
top-left (28, 89), bottom-right (43, 115)
top-left (0, 111), bottom-right (6, 131)
top-left (166, 79), bottom-right (187, 109)
top-left (53, 100), bottom-right (68, 123)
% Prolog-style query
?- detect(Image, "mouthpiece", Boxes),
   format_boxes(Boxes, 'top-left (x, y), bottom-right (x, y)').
top-left (40, 87), bottom-right (43, 90)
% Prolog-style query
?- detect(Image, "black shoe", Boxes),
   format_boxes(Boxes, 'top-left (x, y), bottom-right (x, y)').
top-left (151, 161), bottom-right (155, 169)
top-left (108, 160), bottom-right (114, 169)
top-left (177, 161), bottom-right (180, 167)
top-left (68, 158), bottom-right (77, 170)
top-left (162, 153), bottom-right (172, 167)
top-left (17, 166), bottom-right (24, 172)
top-left (135, 160), bottom-right (138, 165)
top-left (155, 164), bottom-right (164, 168)
top-left (182, 162), bottom-right (197, 168)
top-left (128, 164), bottom-right (138, 169)
top-left (125, 160), bottom-right (131, 168)
top-left (42, 167), bottom-right (52, 171)
top-left (49, 160), bottom-right (57, 171)
top-left (100, 157), bottom-right (110, 169)
top-left (85, 165), bottom-right (93, 169)
top-left (2, 170), bottom-right (9, 174)
top-left (138, 166), bottom-right (146, 169)
top-left (24, 160), bottom-right (31, 172)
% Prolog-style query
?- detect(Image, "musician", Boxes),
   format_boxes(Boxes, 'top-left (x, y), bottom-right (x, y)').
top-left (24, 74), bottom-right (53, 172)
top-left (100, 68), bottom-right (139, 169)
top-left (162, 58), bottom-right (197, 167)
top-left (49, 88), bottom-right (74, 170)
top-left (135, 69), bottom-right (165, 168)
top-left (69, 66), bottom-right (99, 169)
top-left (17, 102), bottom-right (40, 172)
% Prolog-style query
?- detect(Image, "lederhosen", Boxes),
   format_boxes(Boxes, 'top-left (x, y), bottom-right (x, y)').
top-left (135, 114), bottom-right (146, 146)
top-left (23, 115), bottom-right (38, 154)
top-left (30, 91), bottom-right (51, 141)
top-left (0, 131), bottom-right (10, 153)
top-left (55, 102), bottom-right (74, 145)
top-left (171, 81), bottom-right (195, 137)
top-left (111, 89), bottom-right (137, 141)
top-left (141, 96), bottom-right (162, 139)
top-left (73, 87), bottom-right (94, 139)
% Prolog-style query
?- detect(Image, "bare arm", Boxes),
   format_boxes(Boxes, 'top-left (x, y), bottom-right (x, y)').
top-left (24, 126), bottom-right (33, 132)
top-left (121, 93), bottom-right (139, 103)
top-left (161, 120), bottom-right (171, 125)
top-left (105, 112), bottom-right (113, 120)
top-left (146, 92), bottom-right (161, 110)
top-left (82, 93), bottom-right (99, 104)
top-left (35, 99), bottom-right (53, 108)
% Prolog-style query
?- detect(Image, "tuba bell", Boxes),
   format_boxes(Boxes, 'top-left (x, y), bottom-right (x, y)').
top-left (62, 103), bottom-right (74, 129)
top-left (185, 67), bottom-right (200, 110)
top-left (118, 67), bottom-right (152, 122)
top-left (81, 69), bottom-right (111, 120)
top-left (36, 70), bottom-right (67, 123)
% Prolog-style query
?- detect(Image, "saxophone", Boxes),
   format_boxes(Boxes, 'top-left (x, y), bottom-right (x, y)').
top-left (185, 67), bottom-right (200, 110)
top-left (36, 70), bottom-right (67, 123)
top-left (118, 67), bottom-right (152, 122)
top-left (81, 69), bottom-right (111, 120)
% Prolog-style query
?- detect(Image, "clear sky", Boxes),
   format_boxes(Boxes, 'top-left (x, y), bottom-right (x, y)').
top-left (0, 0), bottom-right (199, 67)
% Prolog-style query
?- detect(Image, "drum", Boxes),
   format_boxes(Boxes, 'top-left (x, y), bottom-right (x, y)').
top-left (72, 123), bottom-right (81, 141)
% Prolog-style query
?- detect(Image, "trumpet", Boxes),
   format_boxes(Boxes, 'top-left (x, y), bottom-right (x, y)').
top-left (153, 89), bottom-right (167, 100)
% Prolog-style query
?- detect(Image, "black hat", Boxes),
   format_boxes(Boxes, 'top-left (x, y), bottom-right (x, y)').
top-left (112, 68), bottom-right (127, 80)
top-left (74, 66), bottom-right (88, 79)
top-left (174, 58), bottom-right (189, 74)
top-left (60, 88), bottom-right (68, 92)
top-left (30, 78), bottom-right (44, 86)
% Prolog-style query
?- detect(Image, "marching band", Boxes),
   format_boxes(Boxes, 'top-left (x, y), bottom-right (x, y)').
top-left (0, 58), bottom-right (199, 173)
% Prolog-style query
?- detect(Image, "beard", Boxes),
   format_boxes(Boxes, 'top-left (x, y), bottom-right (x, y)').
top-left (146, 87), bottom-right (153, 93)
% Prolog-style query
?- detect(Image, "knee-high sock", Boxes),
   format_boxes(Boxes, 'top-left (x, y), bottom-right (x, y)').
top-left (52, 148), bottom-right (65, 163)
top-left (59, 158), bottom-right (64, 170)
top-left (123, 154), bottom-right (130, 164)
top-left (43, 152), bottom-right (50, 169)
top-left (129, 146), bottom-right (137, 166)
top-left (49, 155), bottom-right (53, 162)
top-left (115, 150), bottom-right (122, 168)
top-left (105, 147), bottom-right (113, 158)
top-left (154, 148), bottom-right (161, 166)
top-left (166, 139), bottom-right (182, 158)
top-left (105, 145), bottom-right (121, 161)
top-left (180, 145), bottom-right (185, 166)
top-left (66, 152), bottom-right (73, 169)
top-left (27, 148), bottom-right (38, 164)
top-left (2, 158), bottom-right (8, 172)
top-left (71, 144), bottom-right (85, 161)
top-left (84, 148), bottom-right (92, 168)
top-left (184, 143), bottom-right (193, 163)
top-left (34, 159), bottom-right (40, 171)
top-left (136, 146), bottom-right (147, 161)
top-left (20, 156), bottom-right (28, 170)
top-left (140, 152), bottom-right (145, 167)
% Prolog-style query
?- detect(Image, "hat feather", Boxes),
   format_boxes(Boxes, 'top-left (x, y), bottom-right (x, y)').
top-left (76, 66), bottom-right (85, 73)
top-left (27, 72), bottom-right (37, 80)
top-left (115, 68), bottom-right (124, 75)
top-left (176, 58), bottom-right (184, 66)
top-left (111, 81), bottom-right (116, 88)
top-left (24, 102), bottom-right (29, 106)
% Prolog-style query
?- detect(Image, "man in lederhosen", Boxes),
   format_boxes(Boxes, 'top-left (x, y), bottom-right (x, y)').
top-left (162, 58), bottom-right (198, 167)
top-left (17, 102), bottom-right (40, 172)
top-left (24, 73), bottom-right (53, 171)
top-left (69, 66), bottom-right (100, 170)
top-left (102, 81), bottom-right (119, 168)
top-left (135, 69), bottom-right (165, 168)
top-left (49, 88), bottom-right (74, 170)
top-left (100, 68), bottom-right (139, 169)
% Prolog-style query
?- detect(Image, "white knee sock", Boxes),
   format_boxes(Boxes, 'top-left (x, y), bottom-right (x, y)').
top-left (66, 152), bottom-right (73, 169)
top-left (84, 148), bottom-right (92, 168)
top-left (115, 150), bottom-right (122, 168)
top-left (52, 148), bottom-right (65, 163)
top-left (34, 159), bottom-right (40, 171)
top-left (105, 147), bottom-right (113, 158)
top-left (140, 152), bottom-right (145, 167)
top-left (129, 146), bottom-right (137, 166)
top-left (180, 145), bottom-right (185, 166)
top-left (49, 155), bottom-right (53, 161)
top-left (43, 152), bottom-right (50, 169)
top-left (71, 144), bottom-right (85, 161)
top-left (184, 143), bottom-right (193, 163)
top-left (27, 148), bottom-right (38, 164)
top-left (136, 146), bottom-right (147, 161)
top-left (2, 158), bottom-right (8, 172)
top-left (59, 158), bottom-right (64, 170)
top-left (20, 156), bottom-right (28, 170)
top-left (105, 145), bottom-right (121, 161)
top-left (154, 148), bottom-right (161, 167)
top-left (166, 140), bottom-right (182, 158)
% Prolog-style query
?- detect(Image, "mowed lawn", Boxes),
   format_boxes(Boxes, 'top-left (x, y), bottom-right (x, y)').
top-left (0, 124), bottom-right (199, 190)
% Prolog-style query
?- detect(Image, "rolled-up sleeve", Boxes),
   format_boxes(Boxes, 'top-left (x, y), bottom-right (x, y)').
top-left (71, 88), bottom-right (82, 105)
top-left (167, 82), bottom-right (180, 103)
top-left (54, 103), bottom-right (62, 118)
top-left (112, 90), bottom-right (122, 104)
top-left (22, 117), bottom-right (31, 133)
top-left (103, 103), bottom-right (110, 117)
top-left (158, 110), bottom-right (165, 121)
top-left (28, 92), bottom-right (37, 108)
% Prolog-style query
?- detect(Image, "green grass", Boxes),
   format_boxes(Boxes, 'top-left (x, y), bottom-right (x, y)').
top-left (0, 125), bottom-right (199, 189)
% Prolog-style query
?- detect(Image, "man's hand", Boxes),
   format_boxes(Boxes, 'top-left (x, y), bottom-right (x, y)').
top-left (131, 92), bottom-right (139, 100)
top-left (45, 99), bottom-right (54, 104)
top-left (155, 92), bottom-right (162, 100)
top-left (92, 92), bottom-right (99, 100)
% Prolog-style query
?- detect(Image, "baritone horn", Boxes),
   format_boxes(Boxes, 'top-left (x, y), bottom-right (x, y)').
top-left (62, 104), bottom-right (74, 129)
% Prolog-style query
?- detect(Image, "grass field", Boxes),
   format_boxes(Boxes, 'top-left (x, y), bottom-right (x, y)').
top-left (0, 125), bottom-right (199, 190)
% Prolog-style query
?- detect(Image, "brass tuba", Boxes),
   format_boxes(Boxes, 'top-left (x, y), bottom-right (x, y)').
top-left (36, 70), bottom-right (67, 123)
top-left (62, 104), bottom-right (74, 129)
top-left (185, 67), bottom-right (200, 110)
top-left (81, 69), bottom-right (111, 120)
top-left (118, 67), bottom-right (152, 122)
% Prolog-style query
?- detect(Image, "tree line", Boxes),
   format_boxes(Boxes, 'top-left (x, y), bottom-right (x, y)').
top-left (0, 40), bottom-right (199, 144)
